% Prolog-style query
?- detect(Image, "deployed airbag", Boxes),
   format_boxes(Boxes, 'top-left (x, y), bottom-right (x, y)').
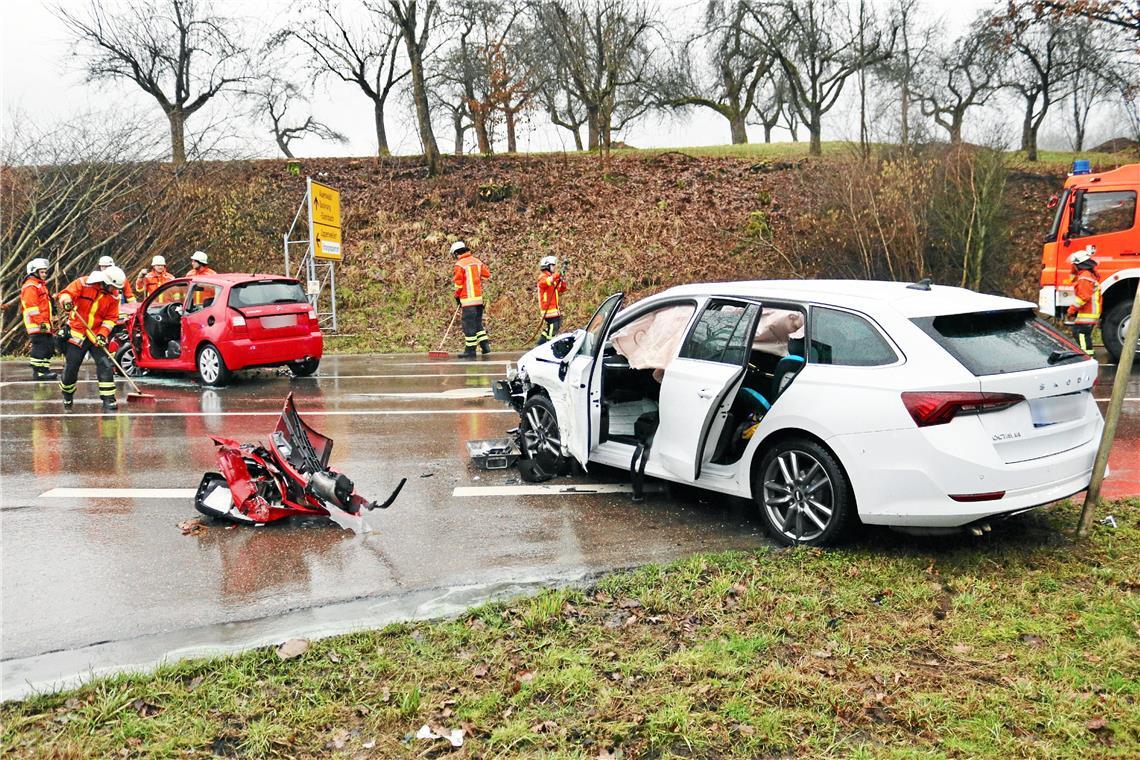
top-left (609, 305), bottom-right (695, 370)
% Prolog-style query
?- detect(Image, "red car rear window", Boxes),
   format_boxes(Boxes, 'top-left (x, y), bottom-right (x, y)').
top-left (228, 280), bottom-right (307, 308)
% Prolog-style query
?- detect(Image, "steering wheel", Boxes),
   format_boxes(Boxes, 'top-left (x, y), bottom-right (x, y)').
top-left (158, 302), bottom-right (183, 323)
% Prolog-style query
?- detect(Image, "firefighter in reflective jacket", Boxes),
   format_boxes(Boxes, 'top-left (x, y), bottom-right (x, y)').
top-left (20, 257), bottom-right (59, 380)
top-left (186, 250), bottom-right (216, 278)
top-left (98, 255), bottom-right (136, 303)
top-left (57, 267), bottom-right (126, 410)
top-left (1065, 245), bottom-right (1102, 356)
top-left (136, 255), bottom-right (175, 300)
top-left (451, 240), bottom-right (491, 356)
top-left (536, 255), bottom-right (568, 345)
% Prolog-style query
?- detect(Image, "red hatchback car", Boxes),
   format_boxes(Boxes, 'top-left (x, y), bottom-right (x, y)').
top-left (116, 274), bottom-right (323, 385)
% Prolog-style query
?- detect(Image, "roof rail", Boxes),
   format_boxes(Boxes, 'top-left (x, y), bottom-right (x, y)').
top-left (906, 278), bottom-right (933, 291)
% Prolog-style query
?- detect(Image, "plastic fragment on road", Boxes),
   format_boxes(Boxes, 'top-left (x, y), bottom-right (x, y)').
top-left (416, 723), bottom-right (464, 747)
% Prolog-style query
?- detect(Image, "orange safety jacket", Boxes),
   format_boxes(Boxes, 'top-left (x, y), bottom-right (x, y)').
top-left (120, 278), bottom-right (136, 303)
top-left (537, 271), bottom-right (568, 318)
top-left (136, 269), bottom-right (175, 299)
top-left (1066, 269), bottom-right (1102, 325)
top-left (186, 265), bottom-right (216, 278)
top-left (59, 277), bottom-right (121, 345)
top-left (20, 275), bottom-right (54, 334)
top-left (454, 253), bottom-right (490, 307)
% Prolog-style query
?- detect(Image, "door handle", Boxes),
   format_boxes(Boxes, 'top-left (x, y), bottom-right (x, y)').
top-left (697, 388), bottom-right (715, 399)
top-left (1121, 251), bottom-right (1140, 257)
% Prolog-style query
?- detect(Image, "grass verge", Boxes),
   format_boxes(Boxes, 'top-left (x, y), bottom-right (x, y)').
top-left (3, 499), bottom-right (1139, 758)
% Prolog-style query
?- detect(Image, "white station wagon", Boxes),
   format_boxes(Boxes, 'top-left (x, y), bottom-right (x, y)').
top-left (493, 280), bottom-right (1104, 546)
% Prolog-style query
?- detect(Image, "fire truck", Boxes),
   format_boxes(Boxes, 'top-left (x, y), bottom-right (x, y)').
top-left (1039, 160), bottom-right (1139, 361)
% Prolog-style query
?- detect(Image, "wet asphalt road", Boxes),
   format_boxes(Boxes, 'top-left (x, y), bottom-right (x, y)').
top-left (1, 351), bottom-right (1136, 700)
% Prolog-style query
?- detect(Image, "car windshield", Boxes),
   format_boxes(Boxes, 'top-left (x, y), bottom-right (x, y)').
top-left (579, 293), bottom-right (623, 358)
top-left (228, 280), bottom-right (306, 308)
top-left (912, 309), bottom-right (1085, 376)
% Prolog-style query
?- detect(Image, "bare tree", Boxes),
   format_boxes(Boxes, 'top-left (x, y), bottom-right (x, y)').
top-left (248, 76), bottom-right (348, 158)
top-left (663, 0), bottom-right (773, 144)
top-left (282, 0), bottom-right (408, 156)
top-left (532, 0), bottom-right (663, 151)
top-left (746, 0), bottom-right (896, 156)
top-left (875, 0), bottom-right (932, 148)
top-left (749, 71), bottom-right (792, 142)
top-left (996, 9), bottom-right (1079, 162)
top-left (1028, 1), bottom-right (1140, 40)
top-left (390, 0), bottom-right (444, 175)
top-left (529, 48), bottom-right (590, 149)
top-left (57, 0), bottom-right (249, 165)
top-left (913, 18), bottom-right (999, 144)
top-left (1066, 21), bottom-right (1123, 150)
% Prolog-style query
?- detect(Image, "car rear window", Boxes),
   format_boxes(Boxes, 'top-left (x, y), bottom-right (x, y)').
top-left (228, 280), bottom-right (307, 308)
top-left (912, 309), bottom-right (1084, 376)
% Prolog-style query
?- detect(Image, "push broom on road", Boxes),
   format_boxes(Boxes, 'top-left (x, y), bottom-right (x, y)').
top-left (84, 328), bottom-right (156, 404)
top-left (428, 306), bottom-right (460, 359)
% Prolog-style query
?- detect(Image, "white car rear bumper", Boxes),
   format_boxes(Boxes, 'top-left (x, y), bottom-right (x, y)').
top-left (830, 425), bottom-right (1100, 528)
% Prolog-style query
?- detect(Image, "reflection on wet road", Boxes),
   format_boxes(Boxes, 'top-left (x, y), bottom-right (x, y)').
top-left (1, 351), bottom-right (1136, 699)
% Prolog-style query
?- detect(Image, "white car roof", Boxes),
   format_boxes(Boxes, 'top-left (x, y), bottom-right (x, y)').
top-left (651, 280), bottom-right (1035, 319)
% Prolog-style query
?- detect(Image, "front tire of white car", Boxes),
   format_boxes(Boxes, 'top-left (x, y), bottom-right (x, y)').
top-left (518, 394), bottom-right (569, 483)
top-left (753, 438), bottom-right (852, 547)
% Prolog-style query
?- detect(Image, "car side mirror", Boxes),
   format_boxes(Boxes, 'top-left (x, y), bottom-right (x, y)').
top-left (550, 334), bottom-right (575, 359)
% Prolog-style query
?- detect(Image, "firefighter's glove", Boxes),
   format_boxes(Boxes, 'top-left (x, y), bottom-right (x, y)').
top-left (138, 268), bottom-right (148, 279)
top-left (95, 334), bottom-right (108, 348)
top-left (455, 296), bottom-right (461, 307)
top-left (38, 323), bottom-right (50, 333)
top-left (60, 300), bottom-right (74, 311)
top-left (1065, 307), bottom-right (1077, 320)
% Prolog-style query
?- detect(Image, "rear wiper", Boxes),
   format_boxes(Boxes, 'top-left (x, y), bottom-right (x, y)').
top-left (1048, 349), bottom-right (1084, 364)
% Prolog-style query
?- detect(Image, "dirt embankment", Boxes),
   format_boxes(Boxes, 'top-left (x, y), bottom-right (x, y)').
top-left (182, 152), bottom-right (1068, 351)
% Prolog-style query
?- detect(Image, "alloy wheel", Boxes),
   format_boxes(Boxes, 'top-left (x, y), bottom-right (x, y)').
top-left (118, 346), bottom-right (137, 376)
top-left (522, 404), bottom-right (562, 458)
top-left (199, 347), bottom-right (220, 384)
top-left (762, 449), bottom-right (835, 543)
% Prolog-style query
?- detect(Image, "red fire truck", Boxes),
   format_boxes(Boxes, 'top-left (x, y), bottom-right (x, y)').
top-left (1039, 161), bottom-right (1139, 361)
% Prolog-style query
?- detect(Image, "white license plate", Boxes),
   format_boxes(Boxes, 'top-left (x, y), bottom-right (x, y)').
top-left (260, 314), bottom-right (297, 329)
top-left (1029, 392), bottom-right (1086, 427)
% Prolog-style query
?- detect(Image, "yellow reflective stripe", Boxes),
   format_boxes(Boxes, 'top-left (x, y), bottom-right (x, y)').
top-left (87, 294), bottom-right (103, 331)
top-left (464, 265), bottom-right (476, 300)
top-left (24, 306), bottom-right (40, 315)
top-left (101, 320), bottom-right (116, 328)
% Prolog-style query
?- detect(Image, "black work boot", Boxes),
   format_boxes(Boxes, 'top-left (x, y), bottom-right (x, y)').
top-left (35, 369), bottom-right (60, 381)
top-left (479, 340), bottom-right (491, 355)
top-left (62, 393), bottom-right (74, 409)
top-left (102, 397), bottom-right (118, 411)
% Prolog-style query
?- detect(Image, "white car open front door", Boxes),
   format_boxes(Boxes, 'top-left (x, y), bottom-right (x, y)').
top-left (654, 298), bottom-right (763, 482)
top-left (563, 292), bottom-right (625, 470)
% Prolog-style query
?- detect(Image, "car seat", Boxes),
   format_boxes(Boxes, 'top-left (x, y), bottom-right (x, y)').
top-left (771, 355), bottom-right (805, 399)
top-left (629, 411), bottom-right (659, 501)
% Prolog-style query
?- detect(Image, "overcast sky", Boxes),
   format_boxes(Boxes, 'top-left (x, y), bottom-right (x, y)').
top-left (2, 0), bottom-right (1111, 160)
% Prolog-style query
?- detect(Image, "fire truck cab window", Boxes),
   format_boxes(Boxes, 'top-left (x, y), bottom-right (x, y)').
top-left (1072, 190), bottom-right (1136, 237)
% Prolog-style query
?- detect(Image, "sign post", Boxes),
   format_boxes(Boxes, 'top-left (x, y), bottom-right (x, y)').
top-left (283, 177), bottom-right (343, 331)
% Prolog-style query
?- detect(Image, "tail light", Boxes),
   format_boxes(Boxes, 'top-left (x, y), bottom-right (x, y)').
top-left (901, 391), bottom-right (1024, 427)
top-left (229, 310), bottom-right (248, 335)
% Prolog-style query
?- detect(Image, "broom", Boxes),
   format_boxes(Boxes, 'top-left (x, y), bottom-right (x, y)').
top-left (428, 306), bottom-right (460, 359)
top-left (85, 328), bottom-right (156, 404)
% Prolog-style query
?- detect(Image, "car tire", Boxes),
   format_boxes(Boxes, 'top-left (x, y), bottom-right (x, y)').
top-left (289, 358), bottom-right (320, 377)
top-left (1102, 298), bottom-right (1137, 364)
top-left (196, 343), bottom-right (231, 387)
top-left (518, 394), bottom-right (569, 483)
top-left (752, 437), bottom-right (853, 547)
top-left (114, 343), bottom-right (143, 377)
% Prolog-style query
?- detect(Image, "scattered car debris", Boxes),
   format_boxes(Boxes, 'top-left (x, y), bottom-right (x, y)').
top-left (177, 518), bottom-right (208, 536)
top-left (466, 436), bottom-right (521, 470)
top-left (276, 638), bottom-right (310, 660)
top-left (194, 393), bottom-right (406, 529)
top-left (1100, 515), bottom-right (1118, 529)
top-left (415, 723), bottom-right (464, 747)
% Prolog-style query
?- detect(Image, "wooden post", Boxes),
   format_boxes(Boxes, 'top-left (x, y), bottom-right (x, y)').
top-left (1078, 292), bottom-right (1140, 536)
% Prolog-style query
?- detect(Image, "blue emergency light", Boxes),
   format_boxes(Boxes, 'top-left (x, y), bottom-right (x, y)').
top-left (1071, 159), bottom-right (1092, 175)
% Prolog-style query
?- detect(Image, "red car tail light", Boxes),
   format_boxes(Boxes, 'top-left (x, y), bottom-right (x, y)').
top-left (229, 309), bottom-right (249, 335)
top-left (901, 391), bottom-right (1024, 427)
top-left (949, 491), bottom-right (1005, 502)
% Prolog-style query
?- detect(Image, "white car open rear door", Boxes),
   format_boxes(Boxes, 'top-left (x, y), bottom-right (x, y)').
top-left (654, 298), bottom-right (763, 482)
top-left (564, 293), bottom-right (625, 470)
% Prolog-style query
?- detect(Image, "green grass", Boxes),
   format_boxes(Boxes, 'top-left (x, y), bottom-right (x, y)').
top-left (3, 498), bottom-right (1138, 758)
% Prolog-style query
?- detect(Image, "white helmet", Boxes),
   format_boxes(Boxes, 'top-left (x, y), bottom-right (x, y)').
top-left (152, 255), bottom-right (166, 267)
top-left (98, 255), bottom-right (115, 267)
top-left (101, 266), bottom-right (126, 289)
top-left (191, 250), bottom-right (208, 264)
top-left (1068, 245), bottom-right (1097, 266)
top-left (450, 240), bottom-right (469, 256)
top-left (539, 255), bottom-right (557, 271)
top-left (86, 270), bottom-right (106, 286)
top-left (26, 257), bottom-right (49, 276)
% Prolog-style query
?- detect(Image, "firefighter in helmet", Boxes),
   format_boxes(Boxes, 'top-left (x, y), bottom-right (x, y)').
top-left (57, 267), bottom-right (126, 410)
top-left (20, 257), bottom-right (59, 380)
top-left (186, 251), bottom-right (216, 277)
top-left (451, 240), bottom-right (491, 357)
top-left (1065, 245), bottom-right (1102, 356)
top-left (98, 255), bottom-right (137, 303)
top-left (136, 255), bottom-right (175, 300)
top-left (536, 254), bottom-right (568, 345)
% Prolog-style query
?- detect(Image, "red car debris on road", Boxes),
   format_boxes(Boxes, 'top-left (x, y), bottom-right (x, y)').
top-left (114, 273), bottom-right (323, 385)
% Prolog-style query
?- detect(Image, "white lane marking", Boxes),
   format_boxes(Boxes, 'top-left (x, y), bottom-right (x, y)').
top-left (453, 484), bottom-right (658, 497)
top-left (1094, 397), bottom-right (1139, 402)
top-left (358, 388), bottom-right (492, 399)
top-left (390, 360), bottom-right (510, 367)
top-left (39, 488), bottom-right (196, 499)
top-left (0, 408), bottom-right (516, 420)
top-left (0, 372), bottom-right (504, 387)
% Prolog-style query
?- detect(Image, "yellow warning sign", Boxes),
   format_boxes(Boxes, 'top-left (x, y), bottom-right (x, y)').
top-left (313, 223), bottom-right (342, 261)
top-left (309, 180), bottom-right (342, 260)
